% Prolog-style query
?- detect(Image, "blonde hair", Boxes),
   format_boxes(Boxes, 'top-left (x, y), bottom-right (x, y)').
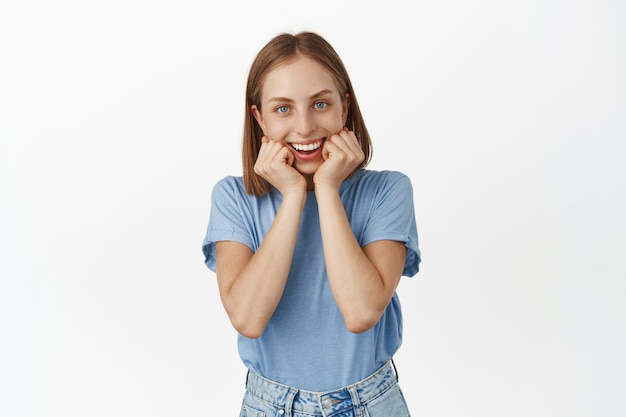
top-left (243, 31), bottom-right (372, 195)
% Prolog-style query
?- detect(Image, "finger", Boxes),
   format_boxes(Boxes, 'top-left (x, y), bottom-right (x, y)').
top-left (260, 139), bottom-right (294, 168)
top-left (328, 130), bottom-right (356, 155)
top-left (339, 129), bottom-right (359, 148)
top-left (279, 145), bottom-right (295, 166)
top-left (260, 138), bottom-right (285, 160)
top-left (256, 138), bottom-right (284, 171)
top-left (338, 130), bottom-right (362, 156)
top-left (328, 130), bottom-right (364, 165)
top-left (321, 138), bottom-right (335, 161)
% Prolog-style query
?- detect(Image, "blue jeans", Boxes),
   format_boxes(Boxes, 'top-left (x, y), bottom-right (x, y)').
top-left (240, 361), bottom-right (411, 417)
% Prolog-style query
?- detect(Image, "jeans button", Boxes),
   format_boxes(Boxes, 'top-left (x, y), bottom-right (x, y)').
top-left (323, 398), bottom-right (333, 408)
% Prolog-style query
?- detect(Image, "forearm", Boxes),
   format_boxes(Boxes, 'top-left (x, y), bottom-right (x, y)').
top-left (315, 186), bottom-right (395, 333)
top-left (219, 192), bottom-right (306, 338)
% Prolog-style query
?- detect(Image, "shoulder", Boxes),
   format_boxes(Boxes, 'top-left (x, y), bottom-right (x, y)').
top-left (213, 175), bottom-right (245, 191)
top-left (360, 169), bottom-right (411, 182)
top-left (211, 176), bottom-right (247, 200)
top-left (345, 169), bottom-right (413, 192)
top-left (211, 176), bottom-right (280, 210)
top-left (208, 176), bottom-right (251, 212)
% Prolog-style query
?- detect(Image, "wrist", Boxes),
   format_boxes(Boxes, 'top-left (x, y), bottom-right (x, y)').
top-left (313, 182), bottom-right (340, 199)
top-left (282, 187), bottom-right (307, 208)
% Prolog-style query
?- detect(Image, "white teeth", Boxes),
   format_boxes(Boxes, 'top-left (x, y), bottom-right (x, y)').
top-left (291, 141), bottom-right (322, 151)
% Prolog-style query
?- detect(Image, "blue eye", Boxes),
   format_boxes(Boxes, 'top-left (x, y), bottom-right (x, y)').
top-left (314, 101), bottom-right (327, 109)
top-left (276, 105), bottom-right (289, 114)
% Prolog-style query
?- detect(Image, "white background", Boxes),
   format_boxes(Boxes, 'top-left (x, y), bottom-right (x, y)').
top-left (1, 1), bottom-right (625, 416)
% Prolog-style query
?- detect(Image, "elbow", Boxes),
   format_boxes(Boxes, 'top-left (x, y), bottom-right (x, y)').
top-left (344, 311), bottom-right (382, 334)
top-left (229, 315), bottom-right (267, 339)
top-left (222, 298), bottom-right (268, 339)
top-left (237, 327), bottom-right (265, 339)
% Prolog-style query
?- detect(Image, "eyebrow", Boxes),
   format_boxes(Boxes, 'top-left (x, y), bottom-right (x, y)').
top-left (267, 89), bottom-right (334, 103)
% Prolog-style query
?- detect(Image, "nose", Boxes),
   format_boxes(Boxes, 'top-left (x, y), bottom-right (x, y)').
top-left (295, 110), bottom-right (315, 136)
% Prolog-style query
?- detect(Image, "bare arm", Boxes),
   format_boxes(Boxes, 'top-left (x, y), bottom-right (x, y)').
top-left (215, 191), bottom-right (305, 338)
top-left (216, 137), bottom-right (307, 338)
top-left (316, 185), bottom-right (406, 333)
top-left (314, 129), bottom-right (407, 333)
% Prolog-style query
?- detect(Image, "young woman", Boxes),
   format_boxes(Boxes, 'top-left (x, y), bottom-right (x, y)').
top-left (202, 31), bottom-right (421, 417)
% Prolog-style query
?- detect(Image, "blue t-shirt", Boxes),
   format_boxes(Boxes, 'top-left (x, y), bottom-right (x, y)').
top-left (202, 169), bottom-right (420, 391)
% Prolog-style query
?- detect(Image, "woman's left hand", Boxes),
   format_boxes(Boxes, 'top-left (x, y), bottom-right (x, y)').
top-left (313, 128), bottom-right (364, 190)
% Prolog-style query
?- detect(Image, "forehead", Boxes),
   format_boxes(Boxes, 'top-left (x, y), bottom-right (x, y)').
top-left (261, 56), bottom-right (340, 100)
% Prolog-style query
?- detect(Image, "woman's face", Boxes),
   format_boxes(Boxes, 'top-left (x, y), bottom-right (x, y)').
top-left (251, 55), bottom-right (349, 177)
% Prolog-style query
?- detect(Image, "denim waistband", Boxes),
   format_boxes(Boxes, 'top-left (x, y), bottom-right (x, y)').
top-left (245, 361), bottom-right (398, 416)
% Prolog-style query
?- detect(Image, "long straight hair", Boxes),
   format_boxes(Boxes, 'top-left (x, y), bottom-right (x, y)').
top-left (242, 31), bottom-right (372, 196)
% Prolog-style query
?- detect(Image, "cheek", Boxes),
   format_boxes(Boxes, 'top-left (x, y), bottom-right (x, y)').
top-left (326, 112), bottom-right (346, 131)
top-left (264, 120), bottom-right (289, 141)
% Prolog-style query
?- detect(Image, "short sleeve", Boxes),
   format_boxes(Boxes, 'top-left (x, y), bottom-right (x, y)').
top-left (201, 177), bottom-right (255, 273)
top-left (361, 173), bottom-right (421, 277)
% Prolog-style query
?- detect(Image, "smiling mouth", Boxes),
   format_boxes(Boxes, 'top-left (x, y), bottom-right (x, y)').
top-left (290, 140), bottom-right (323, 152)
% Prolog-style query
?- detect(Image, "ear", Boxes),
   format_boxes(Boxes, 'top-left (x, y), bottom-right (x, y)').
top-left (342, 93), bottom-right (350, 125)
top-left (251, 105), bottom-right (267, 135)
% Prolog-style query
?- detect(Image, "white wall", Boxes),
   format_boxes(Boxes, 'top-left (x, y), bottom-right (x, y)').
top-left (1, 1), bottom-right (624, 416)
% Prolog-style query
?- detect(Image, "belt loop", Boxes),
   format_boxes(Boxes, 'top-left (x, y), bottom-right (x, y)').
top-left (245, 369), bottom-right (250, 388)
top-left (284, 388), bottom-right (297, 417)
top-left (348, 385), bottom-right (363, 416)
top-left (391, 358), bottom-right (399, 382)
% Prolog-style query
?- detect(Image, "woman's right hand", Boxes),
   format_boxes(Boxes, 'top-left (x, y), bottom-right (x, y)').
top-left (254, 136), bottom-right (306, 196)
